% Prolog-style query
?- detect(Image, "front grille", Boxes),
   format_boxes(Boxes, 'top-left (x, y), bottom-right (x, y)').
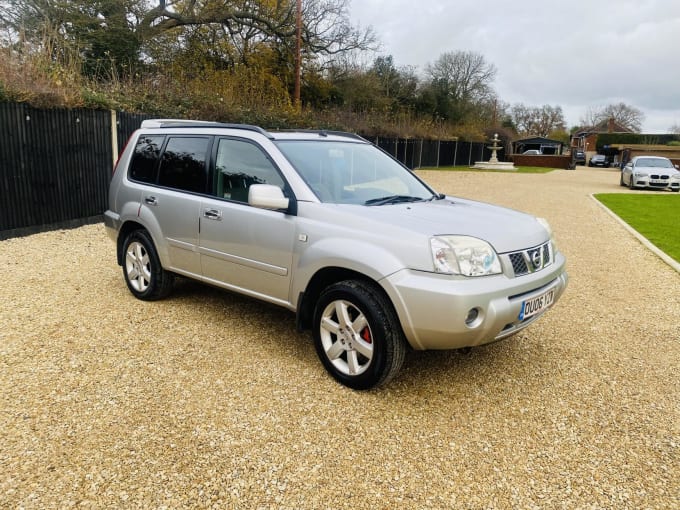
top-left (650, 174), bottom-right (669, 180)
top-left (507, 242), bottom-right (553, 277)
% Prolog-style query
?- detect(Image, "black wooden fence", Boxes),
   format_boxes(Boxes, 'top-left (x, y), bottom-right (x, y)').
top-left (373, 138), bottom-right (491, 168)
top-left (0, 102), bottom-right (488, 239)
top-left (0, 103), bottom-right (113, 238)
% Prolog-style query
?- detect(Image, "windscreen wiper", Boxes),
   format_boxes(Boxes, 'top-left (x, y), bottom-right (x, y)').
top-left (364, 195), bottom-right (427, 206)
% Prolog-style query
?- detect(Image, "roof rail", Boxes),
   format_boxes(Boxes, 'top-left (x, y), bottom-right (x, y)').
top-left (321, 130), bottom-right (367, 141)
top-left (140, 119), bottom-right (273, 139)
top-left (276, 129), bottom-right (367, 142)
top-left (140, 119), bottom-right (217, 128)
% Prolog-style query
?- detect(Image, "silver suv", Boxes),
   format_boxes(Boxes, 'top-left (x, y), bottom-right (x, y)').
top-left (105, 119), bottom-right (568, 389)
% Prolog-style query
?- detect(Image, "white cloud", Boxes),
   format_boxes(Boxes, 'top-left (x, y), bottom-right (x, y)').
top-left (349, 0), bottom-right (680, 132)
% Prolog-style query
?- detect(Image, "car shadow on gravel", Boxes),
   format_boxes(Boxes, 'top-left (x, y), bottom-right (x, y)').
top-left (161, 278), bottom-right (547, 392)
top-left (164, 277), bottom-right (317, 348)
top-left (398, 337), bottom-right (536, 382)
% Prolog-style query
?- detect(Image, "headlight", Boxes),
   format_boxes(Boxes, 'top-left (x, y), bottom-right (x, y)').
top-left (536, 217), bottom-right (553, 238)
top-left (537, 217), bottom-right (558, 252)
top-left (430, 236), bottom-right (501, 276)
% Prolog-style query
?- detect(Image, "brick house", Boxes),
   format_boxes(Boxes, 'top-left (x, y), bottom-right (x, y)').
top-left (570, 118), bottom-right (634, 163)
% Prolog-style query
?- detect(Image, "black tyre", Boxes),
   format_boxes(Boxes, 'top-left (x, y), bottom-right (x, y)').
top-left (121, 230), bottom-right (174, 300)
top-left (628, 175), bottom-right (635, 190)
top-left (312, 280), bottom-right (407, 390)
top-left (619, 173), bottom-right (625, 187)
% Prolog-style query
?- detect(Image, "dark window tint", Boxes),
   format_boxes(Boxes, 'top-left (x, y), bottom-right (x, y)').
top-left (215, 138), bottom-right (284, 202)
top-left (158, 137), bottom-right (210, 193)
top-left (129, 135), bottom-right (164, 183)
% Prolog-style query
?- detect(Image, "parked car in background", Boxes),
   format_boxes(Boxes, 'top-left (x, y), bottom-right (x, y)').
top-left (620, 156), bottom-right (680, 192)
top-left (105, 119), bottom-right (568, 390)
top-left (573, 150), bottom-right (586, 165)
top-left (588, 154), bottom-right (609, 167)
top-left (522, 149), bottom-right (541, 155)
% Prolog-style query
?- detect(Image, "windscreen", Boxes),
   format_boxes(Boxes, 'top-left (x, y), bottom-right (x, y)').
top-left (275, 140), bottom-right (435, 204)
top-left (637, 158), bottom-right (673, 168)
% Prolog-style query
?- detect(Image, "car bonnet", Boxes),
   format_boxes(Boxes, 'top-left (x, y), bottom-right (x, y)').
top-left (339, 196), bottom-right (550, 254)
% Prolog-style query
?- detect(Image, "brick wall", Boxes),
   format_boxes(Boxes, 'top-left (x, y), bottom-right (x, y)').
top-left (509, 155), bottom-right (573, 169)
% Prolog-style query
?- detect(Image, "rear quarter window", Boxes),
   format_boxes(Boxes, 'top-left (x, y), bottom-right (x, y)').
top-left (129, 135), bottom-right (164, 183)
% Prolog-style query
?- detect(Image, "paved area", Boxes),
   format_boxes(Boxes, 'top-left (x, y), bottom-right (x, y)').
top-left (1, 167), bottom-right (678, 508)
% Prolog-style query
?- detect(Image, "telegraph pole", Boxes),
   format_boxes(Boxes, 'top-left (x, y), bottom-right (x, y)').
top-left (294, 0), bottom-right (302, 109)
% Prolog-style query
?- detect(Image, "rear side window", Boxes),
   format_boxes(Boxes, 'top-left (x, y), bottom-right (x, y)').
top-left (158, 137), bottom-right (210, 193)
top-left (129, 135), bottom-right (164, 183)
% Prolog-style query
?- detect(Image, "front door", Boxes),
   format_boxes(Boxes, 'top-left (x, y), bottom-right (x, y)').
top-left (199, 137), bottom-right (295, 305)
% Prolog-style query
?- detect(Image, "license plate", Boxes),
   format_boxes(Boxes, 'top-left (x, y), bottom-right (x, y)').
top-left (650, 179), bottom-right (665, 184)
top-left (519, 288), bottom-right (555, 320)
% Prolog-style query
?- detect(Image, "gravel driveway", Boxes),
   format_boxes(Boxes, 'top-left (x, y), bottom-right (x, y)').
top-left (1, 167), bottom-right (678, 509)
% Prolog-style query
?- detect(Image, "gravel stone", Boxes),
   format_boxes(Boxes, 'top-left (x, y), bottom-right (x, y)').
top-left (1, 167), bottom-right (678, 509)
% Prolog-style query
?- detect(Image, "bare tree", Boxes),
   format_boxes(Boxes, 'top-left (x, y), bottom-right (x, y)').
top-left (136, 0), bottom-right (376, 60)
top-left (0, 0), bottom-right (376, 67)
top-left (424, 50), bottom-right (497, 123)
top-left (579, 102), bottom-right (645, 132)
top-left (510, 103), bottom-right (565, 137)
top-left (425, 50), bottom-right (496, 103)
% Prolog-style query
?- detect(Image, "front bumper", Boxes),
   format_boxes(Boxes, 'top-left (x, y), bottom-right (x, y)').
top-left (382, 253), bottom-right (568, 350)
top-left (632, 175), bottom-right (680, 191)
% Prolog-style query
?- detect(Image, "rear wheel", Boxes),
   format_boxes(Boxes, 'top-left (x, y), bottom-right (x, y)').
top-left (313, 280), bottom-right (407, 390)
top-left (121, 230), bottom-right (174, 300)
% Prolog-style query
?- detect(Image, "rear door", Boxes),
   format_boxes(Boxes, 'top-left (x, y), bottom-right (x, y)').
top-left (199, 137), bottom-right (296, 305)
top-left (138, 135), bottom-right (211, 277)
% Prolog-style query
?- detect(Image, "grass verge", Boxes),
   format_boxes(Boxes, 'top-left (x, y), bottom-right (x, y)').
top-left (594, 193), bottom-right (680, 263)
top-left (418, 165), bottom-right (556, 174)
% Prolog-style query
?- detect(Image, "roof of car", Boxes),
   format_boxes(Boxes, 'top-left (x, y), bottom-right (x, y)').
top-left (139, 119), bottom-right (368, 143)
top-left (270, 130), bottom-right (368, 142)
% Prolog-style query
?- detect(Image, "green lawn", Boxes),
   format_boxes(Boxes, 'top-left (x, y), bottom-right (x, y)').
top-left (418, 165), bottom-right (556, 174)
top-left (595, 193), bottom-right (680, 263)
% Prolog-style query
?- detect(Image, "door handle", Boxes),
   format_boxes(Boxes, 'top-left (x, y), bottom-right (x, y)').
top-left (203, 209), bottom-right (222, 220)
top-left (144, 196), bottom-right (158, 206)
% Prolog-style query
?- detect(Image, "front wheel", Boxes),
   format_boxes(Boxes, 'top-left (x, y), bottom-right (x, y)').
top-left (121, 230), bottom-right (174, 300)
top-left (313, 280), bottom-right (407, 390)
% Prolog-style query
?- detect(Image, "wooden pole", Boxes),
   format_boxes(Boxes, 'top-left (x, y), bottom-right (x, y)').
top-left (294, 0), bottom-right (302, 109)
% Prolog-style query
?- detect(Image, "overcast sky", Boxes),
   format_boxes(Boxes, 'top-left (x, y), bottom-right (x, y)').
top-left (349, 0), bottom-right (680, 133)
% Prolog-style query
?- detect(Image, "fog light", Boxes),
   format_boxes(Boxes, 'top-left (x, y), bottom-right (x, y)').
top-left (465, 308), bottom-right (481, 327)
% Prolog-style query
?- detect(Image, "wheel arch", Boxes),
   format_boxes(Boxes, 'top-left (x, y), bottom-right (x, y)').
top-left (296, 267), bottom-right (397, 334)
top-left (116, 220), bottom-right (149, 265)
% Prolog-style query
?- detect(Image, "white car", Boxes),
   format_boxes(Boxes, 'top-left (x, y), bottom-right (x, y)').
top-left (620, 156), bottom-right (680, 192)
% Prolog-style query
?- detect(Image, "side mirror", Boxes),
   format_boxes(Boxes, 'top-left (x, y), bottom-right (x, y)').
top-left (248, 184), bottom-right (290, 211)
